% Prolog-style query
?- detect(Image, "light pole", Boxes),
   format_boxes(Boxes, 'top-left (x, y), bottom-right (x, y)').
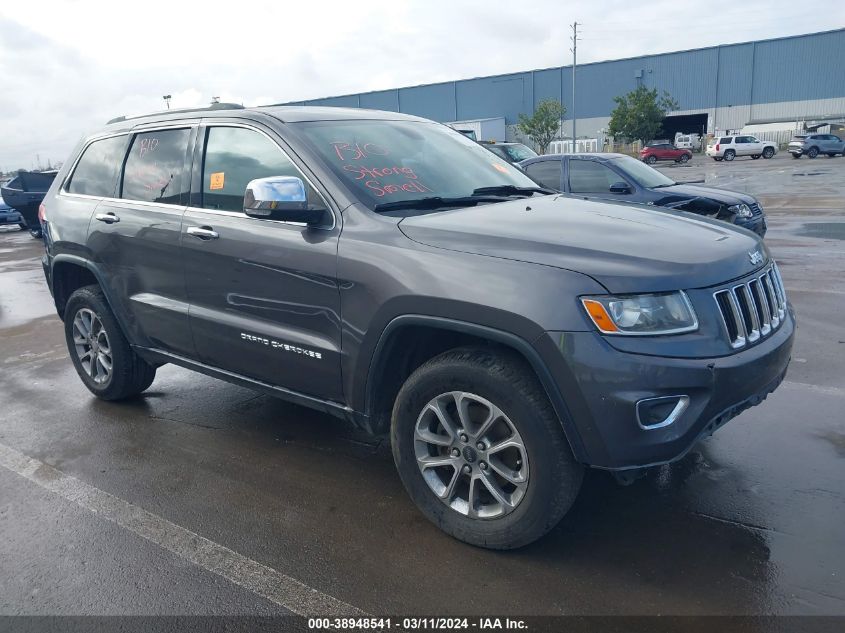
top-left (570, 22), bottom-right (579, 152)
top-left (162, 95), bottom-right (171, 110)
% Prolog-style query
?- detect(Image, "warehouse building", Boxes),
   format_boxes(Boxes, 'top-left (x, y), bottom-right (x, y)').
top-left (283, 28), bottom-right (845, 146)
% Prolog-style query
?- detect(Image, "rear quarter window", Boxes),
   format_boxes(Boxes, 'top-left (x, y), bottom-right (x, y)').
top-left (719, 137), bottom-right (733, 144)
top-left (65, 135), bottom-right (128, 197)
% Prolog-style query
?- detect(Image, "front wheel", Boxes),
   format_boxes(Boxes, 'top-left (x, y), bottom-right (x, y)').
top-left (19, 222), bottom-right (28, 231)
top-left (751, 154), bottom-right (761, 160)
top-left (391, 347), bottom-right (583, 549)
top-left (763, 147), bottom-right (775, 159)
top-left (64, 285), bottom-right (156, 400)
top-left (807, 147), bottom-right (819, 159)
top-left (29, 226), bottom-right (42, 239)
top-left (724, 150), bottom-right (736, 161)
top-left (792, 153), bottom-right (801, 159)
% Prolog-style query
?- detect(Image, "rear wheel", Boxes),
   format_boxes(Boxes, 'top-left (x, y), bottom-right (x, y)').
top-left (29, 226), bottom-right (42, 239)
top-left (762, 147), bottom-right (775, 159)
top-left (391, 347), bottom-right (583, 549)
top-left (64, 285), bottom-right (156, 400)
top-left (714, 157), bottom-right (723, 162)
top-left (679, 154), bottom-right (690, 163)
top-left (792, 153), bottom-right (801, 159)
top-left (724, 149), bottom-right (736, 161)
top-left (646, 155), bottom-right (657, 164)
top-left (807, 147), bottom-right (819, 159)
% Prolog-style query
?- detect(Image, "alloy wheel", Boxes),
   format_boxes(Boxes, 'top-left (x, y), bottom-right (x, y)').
top-left (414, 391), bottom-right (529, 519)
top-left (72, 308), bottom-right (113, 384)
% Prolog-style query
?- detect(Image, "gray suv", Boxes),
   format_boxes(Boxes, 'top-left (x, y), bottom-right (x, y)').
top-left (788, 133), bottom-right (845, 158)
top-left (39, 105), bottom-right (795, 549)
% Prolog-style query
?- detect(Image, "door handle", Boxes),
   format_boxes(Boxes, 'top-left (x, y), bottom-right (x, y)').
top-left (94, 212), bottom-right (120, 224)
top-left (186, 226), bottom-right (219, 240)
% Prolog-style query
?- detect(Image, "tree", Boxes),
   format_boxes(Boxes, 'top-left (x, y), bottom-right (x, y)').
top-left (607, 86), bottom-right (679, 144)
top-left (517, 99), bottom-right (565, 154)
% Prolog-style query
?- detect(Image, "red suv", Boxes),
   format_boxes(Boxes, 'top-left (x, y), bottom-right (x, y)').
top-left (640, 142), bottom-right (692, 164)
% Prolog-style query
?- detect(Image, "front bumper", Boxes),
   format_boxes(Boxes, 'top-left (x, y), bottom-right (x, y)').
top-left (536, 307), bottom-right (794, 470)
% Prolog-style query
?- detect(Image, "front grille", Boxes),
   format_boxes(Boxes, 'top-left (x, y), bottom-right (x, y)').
top-left (713, 263), bottom-right (787, 349)
top-left (749, 202), bottom-right (762, 215)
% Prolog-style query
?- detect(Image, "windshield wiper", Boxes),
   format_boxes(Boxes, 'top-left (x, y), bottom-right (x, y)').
top-left (650, 183), bottom-right (677, 189)
top-left (373, 195), bottom-right (506, 213)
top-left (471, 185), bottom-right (556, 197)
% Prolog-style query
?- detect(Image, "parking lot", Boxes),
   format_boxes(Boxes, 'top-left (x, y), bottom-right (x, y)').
top-left (0, 151), bottom-right (843, 619)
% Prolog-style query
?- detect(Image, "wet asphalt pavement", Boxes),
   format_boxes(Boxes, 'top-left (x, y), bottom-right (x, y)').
top-left (0, 152), bottom-right (843, 617)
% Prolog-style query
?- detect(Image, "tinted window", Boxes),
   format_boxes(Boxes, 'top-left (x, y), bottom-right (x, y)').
top-left (610, 155), bottom-right (674, 189)
top-left (720, 137), bottom-right (733, 144)
top-left (524, 160), bottom-right (561, 190)
top-left (66, 135), bottom-right (127, 197)
top-left (122, 129), bottom-right (190, 204)
top-left (503, 144), bottom-right (538, 162)
top-left (485, 145), bottom-right (507, 160)
top-left (202, 126), bottom-right (324, 213)
top-left (569, 160), bottom-right (619, 194)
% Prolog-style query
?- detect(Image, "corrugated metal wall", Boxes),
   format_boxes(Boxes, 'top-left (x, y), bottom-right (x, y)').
top-left (286, 29), bottom-right (845, 126)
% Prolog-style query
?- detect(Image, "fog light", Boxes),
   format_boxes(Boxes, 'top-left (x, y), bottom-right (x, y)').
top-left (636, 396), bottom-right (689, 430)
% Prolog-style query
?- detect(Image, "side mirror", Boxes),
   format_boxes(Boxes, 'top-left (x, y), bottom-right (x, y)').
top-left (609, 181), bottom-right (631, 194)
top-left (244, 176), bottom-right (329, 226)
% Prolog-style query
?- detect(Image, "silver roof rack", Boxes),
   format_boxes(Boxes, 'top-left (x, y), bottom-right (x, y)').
top-left (107, 102), bottom-right (244, 124)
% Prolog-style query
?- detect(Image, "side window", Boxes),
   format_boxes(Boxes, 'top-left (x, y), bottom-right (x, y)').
top-left (524, 161), bottom-right (561, 190)
top-left (66, 135), bottom-right (127, 197)
top-left (569, 160), bottom-right (619, 194)
top-left (202, 126), bottom-right (324, 213)
top-left (122, 129), bottom-right (190, 204)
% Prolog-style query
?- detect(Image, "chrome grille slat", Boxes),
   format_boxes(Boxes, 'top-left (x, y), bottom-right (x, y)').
top-left (713, 262), bottom-right (787, 349)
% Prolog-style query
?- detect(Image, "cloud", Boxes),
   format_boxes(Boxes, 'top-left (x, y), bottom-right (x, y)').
top-left (0, 1), bottom-right (843, 169)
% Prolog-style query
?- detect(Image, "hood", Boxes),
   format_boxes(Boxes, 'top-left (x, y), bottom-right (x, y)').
top-left (399, 195), bottom-right (768, 293)
top-left (655, 183), bottom-right (756, 206)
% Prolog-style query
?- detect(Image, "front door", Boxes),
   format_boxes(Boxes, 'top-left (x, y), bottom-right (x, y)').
top-left (87, 125), bottom-right (196, 357)
top-left (181, 123), bottom-right (343, 401)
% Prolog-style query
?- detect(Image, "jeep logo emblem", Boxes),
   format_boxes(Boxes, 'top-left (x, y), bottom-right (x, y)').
top-left (749, 250), bottom-right (763, 265)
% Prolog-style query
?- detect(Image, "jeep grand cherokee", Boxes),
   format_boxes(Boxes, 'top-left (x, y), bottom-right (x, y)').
top-left (39, 104), bottom-right (794, 549)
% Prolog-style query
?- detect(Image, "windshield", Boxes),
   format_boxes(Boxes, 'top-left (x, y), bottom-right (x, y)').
top-left (292, 120), bottom-right (541, 212)
top-left (611, 155), bottom-right (675, 189)
top-left (504, 144), bottom-right (538, 162)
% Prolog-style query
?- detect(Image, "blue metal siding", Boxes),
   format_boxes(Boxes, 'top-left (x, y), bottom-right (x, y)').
top-left (359, 90), bottom-right (399, 112)
top-left (285, 30), bottom-right (845, 122)
top-left (398, 82), bottom-right (456, 121)
top-left (752, 30), bottom-right (845, 103)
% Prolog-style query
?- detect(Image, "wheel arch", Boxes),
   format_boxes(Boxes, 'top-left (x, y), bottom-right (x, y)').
top-left (50, 255), bottom-right (128, 333)
top-left (361, 315), bottom-right (589, 462)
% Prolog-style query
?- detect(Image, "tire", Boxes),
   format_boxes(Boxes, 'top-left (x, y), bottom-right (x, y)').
top-left (391, 347), bottom-right (583, 550)
top-left (679, 154), bottom-right (690, 163)
top-left (763, 147), bottom-right (775, 159)
top-left (64, 285), bottom-right (156, 400)
top-left (792, 153), bottom-right (801, 159)
top-left (724, 149), bottom-right (736, 161)
top-left (29, 226), bottom-right (42, 239)
top-left (19, 222), bottom-right (28, 231)
top-left (714, 157), bottom-right (723, 162)
top-left (807, 147), bottom-right (819, 159)
top-left (646, 155), bottom-right (657, 164)
top-left (751, 154), bottom-right (761, 160)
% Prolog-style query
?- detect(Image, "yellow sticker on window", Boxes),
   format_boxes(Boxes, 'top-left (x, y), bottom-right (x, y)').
top-left (492, 163), bottom-right (509, 174)
top-left (209, 172), bottom-right (225, 190)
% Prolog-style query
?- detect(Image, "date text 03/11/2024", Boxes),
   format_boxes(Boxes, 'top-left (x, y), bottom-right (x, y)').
top-left (307, 617), bottom-right (528, 630)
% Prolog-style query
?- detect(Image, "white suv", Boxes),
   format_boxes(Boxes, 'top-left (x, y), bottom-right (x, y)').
top-left (706, 135), bottom-right (777, 162)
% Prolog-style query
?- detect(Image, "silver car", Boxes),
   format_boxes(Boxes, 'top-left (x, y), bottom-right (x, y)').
top-left (788, 133), bottom-right (845, 159)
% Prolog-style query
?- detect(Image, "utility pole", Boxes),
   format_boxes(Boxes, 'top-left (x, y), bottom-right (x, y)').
top-left (163, 95), bottom-right (172, 109)
top-left (570, 22), bottom-right (579, 152)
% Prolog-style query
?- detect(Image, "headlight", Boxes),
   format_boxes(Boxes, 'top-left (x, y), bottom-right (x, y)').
top-left (729, 203), bottom-right (752, 218)
top-left (581, 291), bottom-right (698, 335)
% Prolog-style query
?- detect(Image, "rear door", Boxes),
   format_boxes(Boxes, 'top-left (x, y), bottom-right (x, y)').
top-left (181, 120), bottom-right (343, 401)
top-left (87, 123), bottom-right (196, 357)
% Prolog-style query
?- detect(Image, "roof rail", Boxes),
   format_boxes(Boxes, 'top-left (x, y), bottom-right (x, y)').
top-left (107, 102), bottom-right (245, 124)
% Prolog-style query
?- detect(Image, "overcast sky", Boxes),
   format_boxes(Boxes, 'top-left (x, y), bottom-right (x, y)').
top-left (1, 0), bottom-right (842, 170)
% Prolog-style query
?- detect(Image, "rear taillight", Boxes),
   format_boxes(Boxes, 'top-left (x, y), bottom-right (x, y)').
top-left (38, 202), bottom-right (46, 223)
top-left (716, 144), bottom-right (720, 152)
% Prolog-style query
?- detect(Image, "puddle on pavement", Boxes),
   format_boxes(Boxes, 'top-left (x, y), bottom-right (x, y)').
top-left (797, 223), bottom-right (845, 240)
